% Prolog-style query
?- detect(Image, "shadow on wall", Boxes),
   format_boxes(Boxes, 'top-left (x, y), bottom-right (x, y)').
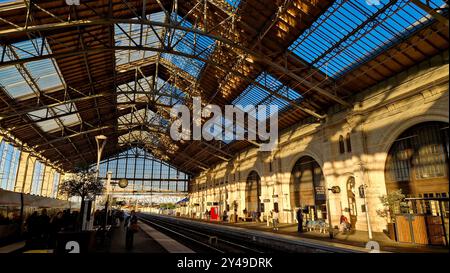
top-left (189, 53), bottom-right (449, 234)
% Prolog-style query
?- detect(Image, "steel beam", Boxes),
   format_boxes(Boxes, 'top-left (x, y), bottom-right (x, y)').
top-left (410, 0), bottom-right (449, 27)
top-left (0, 18), bottom-right (349, 107)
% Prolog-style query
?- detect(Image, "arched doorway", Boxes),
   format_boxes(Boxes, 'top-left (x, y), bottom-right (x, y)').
top-left (385, 121), bottom-right (449, 245)
top-left (290, 156), bottom-right (327, 221)
top-left (245, 171), bottom-right (261, 215)
top-left (385, 121), bottom-right (449, 197)
top-left (346, 177), bottom-right (357, 229)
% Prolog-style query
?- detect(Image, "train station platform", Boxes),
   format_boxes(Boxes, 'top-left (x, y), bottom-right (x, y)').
top-left (172, 215), bottom-right (449, 253)
top-left (95, 222), bottom-right (168, 253)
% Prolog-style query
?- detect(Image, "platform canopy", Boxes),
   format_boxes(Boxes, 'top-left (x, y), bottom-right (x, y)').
top-left (0, 0), bottom-right (448, 175)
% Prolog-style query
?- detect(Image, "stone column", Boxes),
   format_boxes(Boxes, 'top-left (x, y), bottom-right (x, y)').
top-left (348, 114), bottom-right (374, 235)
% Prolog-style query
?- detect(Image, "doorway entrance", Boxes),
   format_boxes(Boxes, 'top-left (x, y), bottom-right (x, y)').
top-left (346, 177), bottom-right (357, 229)
top-left (245, 171), bottom-right (261, 219)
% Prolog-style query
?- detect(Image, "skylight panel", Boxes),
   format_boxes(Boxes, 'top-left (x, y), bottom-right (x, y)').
top-left (289, 0), bottom-right (446, 78)
top-left (59, 113), bottom-right (80, 127)
top-left (114, 12), bottom-right (166, 68)
top-left (0, 0), bottom-right (20, 4)
top-left (225, 0), bottom-right (241, 8)
top-left (232, 72), bottom-right (302, 120)
top-left (27, 102), bottom-right (81, 132)
top-left (155, 77), bottom-right (186, 106)
top-left (118, 108), bottom-right (168, 128)
top-left (162, 14), bottom-right (216, 78)
top-left (27, 59), bottom-right (64, 91)
top-left (116, 75), bottom-right (154, 103)
top-left (0, 66), bottom-right (34, 98)
top-left (35, 119), bottom-right (60, 132)
top-left (28, 109), bottom-right (48, 121)
top-left (0, 38), bottom-right (64, 99)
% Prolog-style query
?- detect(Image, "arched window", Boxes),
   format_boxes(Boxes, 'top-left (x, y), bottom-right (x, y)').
top-left (385, 122), bottom-right (449, 197)
top-left (339, 135), bottom-right (345, 154)
top-left (346, 133), bottom-right (352, 153)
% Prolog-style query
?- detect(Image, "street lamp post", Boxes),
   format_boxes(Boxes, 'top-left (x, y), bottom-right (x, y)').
top-left (95, 135), bottom-right (108, 177)
top-left (325, 188), bottom-right (334, 239)
top-left (104, 171), bottom-right (112, 229)
top-left (84, 134), bottom-right (107, 230)
top-left (358, 161), bottom-right (373, 240)
top-left (326, 186), bottom-right (341, 239)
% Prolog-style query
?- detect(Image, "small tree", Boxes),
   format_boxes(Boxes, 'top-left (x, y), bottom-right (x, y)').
top-left (376, 189), bottom-right (409, 223)
top-left (59, 167), bottom-right (105, 229)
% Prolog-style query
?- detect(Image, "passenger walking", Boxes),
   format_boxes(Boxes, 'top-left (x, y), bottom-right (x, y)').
top-left (205, 209), bottom-right (210, 221)
top-left (125, 210), bottom-right (139, 250)
top-left (38, 210), bottom-right (50, 236)
top-left (296, 208), bottom-right (303, 233)
top-left (223, 210), bottom-right (228, 222)
top-left (272, 209), bottom-right (279, 231)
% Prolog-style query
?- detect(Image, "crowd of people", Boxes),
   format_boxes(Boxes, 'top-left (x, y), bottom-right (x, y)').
top-left (199, 206), bottom-right (352, 235)
top-left (25, 209), bottom-right (81, 249)
top-left (0, 212), bottom-right (21, 225)
top-left (93, 209), bottom-right (124, 228)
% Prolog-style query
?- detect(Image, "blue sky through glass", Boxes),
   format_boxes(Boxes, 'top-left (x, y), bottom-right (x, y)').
top-left (0, 0), bottom-right (18, 4)
top-left (162, 14), bottom-right (216, 78)
top-left (0, 38), bottom-right (64, 99)
top-left (289, 0), bottom-right (446, 78)
top-left (233, 72), bottom-right (302, 120)
top-left (225, 0), bottom-right (241, 8)
top-left (114, 12), bottom-right (165, 67)
top-left (0, 141), bottom-right (20, 191)
top-left (96, 147), bottom-right (188, 192)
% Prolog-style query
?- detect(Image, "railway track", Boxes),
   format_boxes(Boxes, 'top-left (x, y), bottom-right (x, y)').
top-left (138, 214), bottom-right (369, 253)
top-left (138, 214), bottom-right (266, 253)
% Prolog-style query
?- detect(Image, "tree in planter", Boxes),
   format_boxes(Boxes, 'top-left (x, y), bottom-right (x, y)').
top-left (376, 189), bottom-right (409, 239)
top-left (59, 167), bottom-right (105, 230)
top-left (376, 189), bottom-right (409, 223)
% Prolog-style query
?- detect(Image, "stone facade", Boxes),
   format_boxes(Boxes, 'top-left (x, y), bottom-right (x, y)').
top-left (188, 52), bottom-right (449, 233)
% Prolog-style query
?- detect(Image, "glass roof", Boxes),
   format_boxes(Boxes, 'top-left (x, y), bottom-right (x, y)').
top-left (232, 72), bottom-right (302, 120)
top-left (225, 0), bottom-right (241, 8)
top-left (114, 11), bottom-right (215, 79)
top-left (0, 38), bottom-right (64, 99)
top-left (28, 102), bottom-right (81, 132)
top-left (117, 75), bottom-right (154, 104)
top-left (0, 0), bottom-right (18, 4)
top-left (289, 0), bottom-right (446, 78)
top-left (162, 14), bottom-right (216, 79)
top-left (114, 12), bottom-right (165, 67)
top-left (116, 75), bottom-right (186, 110)
top-left (95, 146), bottom-right (188, 185)
top-left (118, 108), bottom-right (166, 128)
top-left (155, 77), bottom-right (186, 107)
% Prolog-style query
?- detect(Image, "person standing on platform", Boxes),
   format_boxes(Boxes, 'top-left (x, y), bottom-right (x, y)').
top-left (272, 209), bottom-right (279, 231)
top-left (296, 208), bottom-right (303, 233)
top-left (125, 210), bottom-right (138, 250)
top-left (37, 209), bottom-right (51, 247)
